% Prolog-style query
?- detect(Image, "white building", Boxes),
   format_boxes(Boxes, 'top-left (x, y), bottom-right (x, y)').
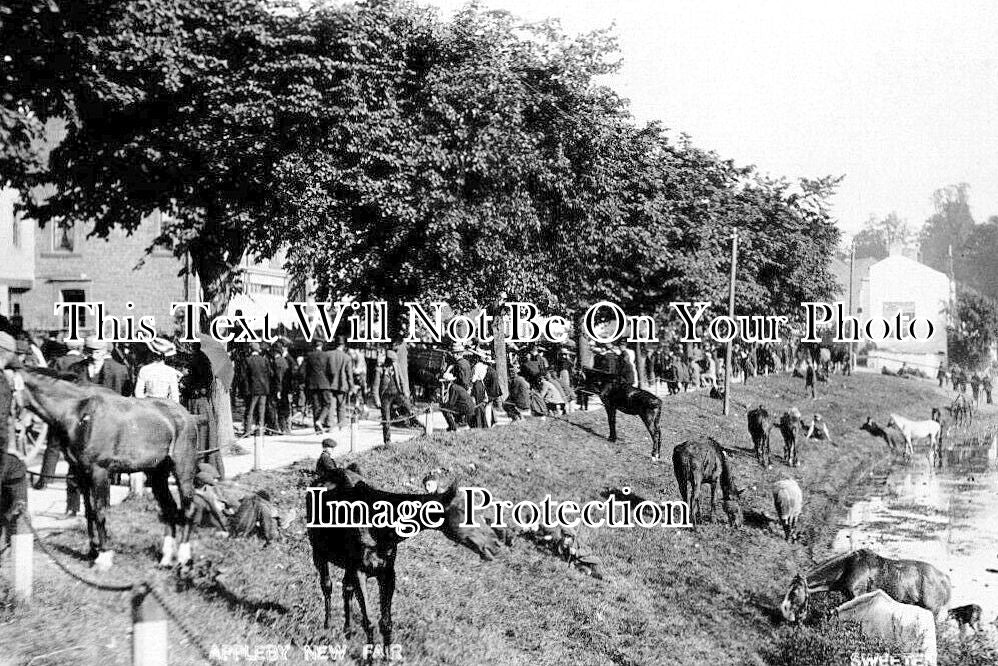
top-left (0, 188), bottom-right (36, 320)
top-left (856, 247), bottom-right (952, 374)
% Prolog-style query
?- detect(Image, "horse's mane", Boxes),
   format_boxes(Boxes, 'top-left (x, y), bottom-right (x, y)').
top-left (806, 549), bottom-right (876, 580)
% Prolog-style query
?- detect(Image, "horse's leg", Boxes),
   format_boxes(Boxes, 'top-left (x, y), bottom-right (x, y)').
top-left (644, 407), bottom-right (661, 459)
top-left (315, 557), bottom-right (332, 630)
top-left (76, 467), bottom-right (99, 560)
top-left (606, 404), bottom-right (617, 443)
top-left (377, 560), bottom-right (397, 649)
top-left (349, 569), bottom-right (375, 645)
top-left (692, 479), bottom-right (703, 525)
top-left (709, 481), bottom-right (717, 522)
top-left (147, 469), bottom-right (179, 567)
top-left (173, 442), bottom-right (198, 565)
top-left (341, 569), bottom-right (354, 636)
top-left (90, 466), bottom-right (114, 569)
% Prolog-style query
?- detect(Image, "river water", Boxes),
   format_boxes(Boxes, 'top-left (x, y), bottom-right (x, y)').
top-left (831, 434), bottom-right (998, 622)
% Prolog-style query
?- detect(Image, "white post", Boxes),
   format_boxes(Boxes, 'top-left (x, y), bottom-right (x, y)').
top-left (132, 585), bottom-right (168, 666)
top-left (253, 427), bottom-right (262, 471)
top-left (130, 473), bottom-right (145, 497)
top-left (12, 506), bottom-right (32, 604)
top-left (424, 407), bottom-right (434, 436)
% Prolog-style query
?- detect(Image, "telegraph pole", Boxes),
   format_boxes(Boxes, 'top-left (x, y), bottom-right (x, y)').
top-left (848, 239), bottom-right (856, 372)
top-left (723, 230), bottom-right (738, 416)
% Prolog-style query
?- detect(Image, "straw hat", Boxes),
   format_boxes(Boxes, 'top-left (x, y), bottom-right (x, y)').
top-left (65, 336), bottom-right (84, 350)
top-left (146, 337), bottom-right (177, 357)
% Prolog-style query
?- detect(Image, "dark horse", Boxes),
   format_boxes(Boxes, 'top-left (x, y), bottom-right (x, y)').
top-left (581, 367), bottom-right (662, 459)
top-left (672, 438), bottom-right (743, 526)
top-left (308, 468), bottom-right (500, 648)
top-left (781, 548), bottom-right (952, 623)
top-left (19, 368), bottom-right (200, 568)
top-left (747, 404), bottom-right (772, 467)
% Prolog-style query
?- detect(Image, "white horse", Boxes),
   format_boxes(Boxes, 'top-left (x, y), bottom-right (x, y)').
top-left (887, 414), bottom-right (940, 457)
top-left (836, 590), bottom-right (937, 666)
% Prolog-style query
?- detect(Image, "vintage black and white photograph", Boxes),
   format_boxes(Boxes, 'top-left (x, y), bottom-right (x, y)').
top-left (1, 1), bottom-right (997, 664)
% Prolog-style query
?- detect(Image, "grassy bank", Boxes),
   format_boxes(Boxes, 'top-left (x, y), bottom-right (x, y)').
top-left (1, 372), bottom-right (990, 665)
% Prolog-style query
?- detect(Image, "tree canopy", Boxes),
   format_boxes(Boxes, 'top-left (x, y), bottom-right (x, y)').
top-left (2, 0), bottom-right (843, 329)
top-left (851, 212), bottom-right (911, 261)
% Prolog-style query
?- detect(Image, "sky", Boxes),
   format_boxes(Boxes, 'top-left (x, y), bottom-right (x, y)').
top-left (419, 0), bottom-right (998, 238)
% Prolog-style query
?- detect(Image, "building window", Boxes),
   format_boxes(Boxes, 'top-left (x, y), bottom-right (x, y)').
top-left (53, 222), bottom-right (75, 252)
top-left (60, 289), bottom-right (87, 328)
top-left (248, 282), bottom-right (286, 297)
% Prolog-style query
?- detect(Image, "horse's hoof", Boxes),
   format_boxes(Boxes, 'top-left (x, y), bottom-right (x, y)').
top-left (159, 535), bottom-right (177, 567)
top-left (176, 542), bottom-right (193, 566)
top-left (94, 550), bottom-right (115, 570)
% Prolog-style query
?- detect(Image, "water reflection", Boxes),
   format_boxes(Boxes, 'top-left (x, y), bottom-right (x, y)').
top-left (833, 438), bottom-right (998, 620)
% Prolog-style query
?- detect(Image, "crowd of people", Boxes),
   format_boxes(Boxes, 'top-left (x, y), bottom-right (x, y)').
top-left (937, 364), bottom-right (994, 406)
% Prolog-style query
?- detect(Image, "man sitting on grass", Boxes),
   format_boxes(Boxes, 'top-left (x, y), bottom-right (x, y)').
top-left (803, 413), bottom-right (831, 443)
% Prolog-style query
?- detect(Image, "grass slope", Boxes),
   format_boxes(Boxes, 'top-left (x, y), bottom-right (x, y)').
top-left (0, 373), bottom-right (986, 665)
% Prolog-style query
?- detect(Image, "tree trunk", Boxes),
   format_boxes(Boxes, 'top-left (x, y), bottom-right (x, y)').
top-left (578, 314), bottom-right (594, 368)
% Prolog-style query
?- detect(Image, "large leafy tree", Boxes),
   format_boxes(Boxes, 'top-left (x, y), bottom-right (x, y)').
top-left (948, 285), bottom-right (998, 370)
top-left (284, 4), bottom-right (843, 329)
top-left (2, 0), bottom-right (307, 316)
top-left (920, 183), bottom-right (975, 281)
top-left (963, 216), bottom-right (998, 300)
top-left (851, 212), bottom-right (911, 260)
top-left (4, 0), bottom-right (843, 334)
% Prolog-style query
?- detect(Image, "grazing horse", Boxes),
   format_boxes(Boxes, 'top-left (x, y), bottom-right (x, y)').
top-left (836, 591), bottom-right (938, 666)
top-left (308, 468), bottom-right (500, 648)
top-left (887, 414), bottom-right (941, 457)
top-left (778, 409), bottom-right (801, 466)
top-left (860, 417), bottom-right (906, 453)
top-left (581, 368), bottom-right (662, 460)
top-left (780, 548), bottom-right (952, 623)
top-left (18, 368), bottom-right (199, 568)
top-left (672, 438), bottom-right (743, 526)
top-left (747, 405), bottom-right (772, 467)
top-left (772, 479), bottom-right (802, 541)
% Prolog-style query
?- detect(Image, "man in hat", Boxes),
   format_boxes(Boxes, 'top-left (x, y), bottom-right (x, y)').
top-left (52, 335), bottom-right (85, 373)
top-left (135, 338), bottom-right (180, 401)
top-left (316, 437), bottom-right (338, 475)
top-left (270, 341), bottom-right (294, 435)
top-left (303, 340), bottom-right (333, 434)
top-left (241, 342), bottom-right (272, 436)
top-left (504, 365), bottom-right (531, 421)
top-left (450, 344), bottom-right (472, 389)
top-left (373, 349), bottom-right (423, 444)
top-left (327, 336), bottom-right (354, 431)
top-left (71, 336), bottom-right (130, 395)
top-left (441, 371), bottom-right (476, 431)
top-left (804, 413), bottom-right (831, 442)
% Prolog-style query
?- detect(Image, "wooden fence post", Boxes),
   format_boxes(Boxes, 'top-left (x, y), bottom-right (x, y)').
top-left (12, 503), bottom-right (32, 604)
top-left (424, 407), bottom-right (434, 436)
top-left (253, 427), bottom-right (262, 471)
top-left (132, 584), bottom-right (168, 666)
